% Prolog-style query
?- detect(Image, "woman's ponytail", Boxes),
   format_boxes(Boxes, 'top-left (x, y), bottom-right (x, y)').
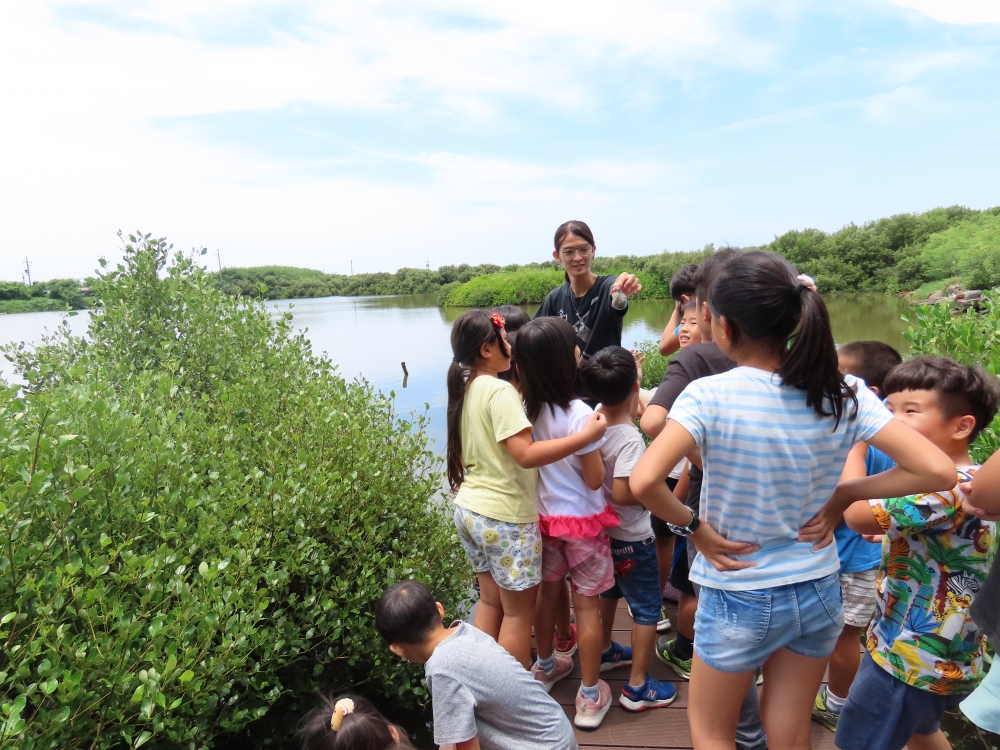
top-left (446, 310), bottom-right (509, 492)
top-left (709, 251), bottom-right (857, 427)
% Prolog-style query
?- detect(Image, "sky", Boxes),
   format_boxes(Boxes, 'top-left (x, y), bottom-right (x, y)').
top-left (1, 1), bottom-right (999, 282)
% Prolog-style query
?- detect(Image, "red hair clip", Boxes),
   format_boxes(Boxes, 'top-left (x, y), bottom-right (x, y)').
top-left (490, 312), bottom-right (506, 328)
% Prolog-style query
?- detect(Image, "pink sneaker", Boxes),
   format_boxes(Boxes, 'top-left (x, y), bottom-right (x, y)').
top-left (531, 653), bottom-right (573, 693)
top-left (554, 623), bottom-right (578, 657)
top-left (574, 680), bottom-right (613, 729)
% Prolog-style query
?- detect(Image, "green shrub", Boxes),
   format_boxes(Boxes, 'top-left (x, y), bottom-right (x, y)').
top-left (634, 339), bottom-right (671, 391)
top-left (0, 233), bottom-right (468, 750)
top-left (441, 269), bottom-right (669, 307)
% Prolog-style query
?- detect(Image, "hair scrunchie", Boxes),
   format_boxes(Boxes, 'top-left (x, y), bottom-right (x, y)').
top-left (331, 698), bottom-right (355, 731)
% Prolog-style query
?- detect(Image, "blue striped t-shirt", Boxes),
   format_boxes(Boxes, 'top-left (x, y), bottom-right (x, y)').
top-left (669, 368), bottom-right (892, 591)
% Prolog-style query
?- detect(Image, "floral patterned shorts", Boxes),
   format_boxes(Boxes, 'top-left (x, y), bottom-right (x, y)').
top-left (453, 505), bottom-right (543, 592)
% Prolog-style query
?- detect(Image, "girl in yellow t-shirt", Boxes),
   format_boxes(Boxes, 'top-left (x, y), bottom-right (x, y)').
top-left (447, 309), bottom-right (606, 669)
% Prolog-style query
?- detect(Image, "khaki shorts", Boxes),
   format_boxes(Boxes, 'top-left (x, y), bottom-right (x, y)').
top-left (840, 569), bottom-right (879, 628)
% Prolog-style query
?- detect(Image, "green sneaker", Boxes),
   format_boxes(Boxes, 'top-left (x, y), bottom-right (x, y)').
top-left (655, 636), bottom-right (692, 680)
top-left (812, 685), bottom-right (841, 732)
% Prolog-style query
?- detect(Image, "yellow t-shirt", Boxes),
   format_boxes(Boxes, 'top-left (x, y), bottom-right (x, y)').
top-left (454, 376), bottom-right (539, 524)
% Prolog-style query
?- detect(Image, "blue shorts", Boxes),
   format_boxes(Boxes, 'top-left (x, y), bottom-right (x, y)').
top-left (599, 536), bottom-right (661, 626)
top-left (836, 652), bottom-right (968, 750)
top-left (694, 572), bottom-right (843, 673)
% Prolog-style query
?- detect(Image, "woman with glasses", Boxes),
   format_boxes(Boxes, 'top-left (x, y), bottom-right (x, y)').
top-left (534, 220), bottom-right (642, 358)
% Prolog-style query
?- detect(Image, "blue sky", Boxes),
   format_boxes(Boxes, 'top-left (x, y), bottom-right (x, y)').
top-left (1, 1), bottom-right (999, 281)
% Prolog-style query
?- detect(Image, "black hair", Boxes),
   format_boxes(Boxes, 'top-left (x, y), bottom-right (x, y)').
top-left (297, 694), bottom-right (415, 750)
top-left (709, 250), bottom-right (857, 426)
top-left (669, 264), bottom-right (699, 303)
top-left (446, 310), bottom-right (509, 491)
top-left (681, 300), bottom-right (697, 312)
top-left (374, 581), bottom-right (442, 646)
top-left (514, 317), bottom-right (578, 422)
top-left (553, 221), bottom-right (596, 283)
top-left (492, 305), bottom-right (530, 333)
top-left (579, 346), bottom-right (637, 407)
top-left (838, 340), bottom-right (903, 393)
top-left (883, 356), bottom-right (1000, 441)
top-left (497, 330), bottom-right (519, 384)
top-left (693, 248), bottom-right (742, 305)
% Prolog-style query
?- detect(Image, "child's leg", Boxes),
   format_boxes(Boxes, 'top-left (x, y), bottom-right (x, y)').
top-left (496, 584), bottom-right (539, 670)
top-left (572, 591), bottom-right (603, 688)
top-left (629, 623), bottom-right (657, 688)
top-left (759, 648), bottom-right (830, 749)
top-left (533, 579), bottom-right (563, 661)
top-left (554, 578), bottom-right (573, 640)
top-left (827, 624), bottom-right (864, 699)
top-left (599, 595), bottom-right (618, 651)
top-left (907, 731), bottom-right (953, 750)
top-left (688, 655), bottom-right (756, 749)
top-left (474, 571), bottom-right (504, 640)
top-left (656, 533), bottom-right (674, 594)
top-left (677, 591), bottom-right (697, 641)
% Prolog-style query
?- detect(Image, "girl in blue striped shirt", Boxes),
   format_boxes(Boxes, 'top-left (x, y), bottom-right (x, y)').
top-left (631, 251), bottom-right (955, 749)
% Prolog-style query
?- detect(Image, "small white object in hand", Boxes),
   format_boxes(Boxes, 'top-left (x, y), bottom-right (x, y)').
top-left (611, 289), bottom-right (628, 310)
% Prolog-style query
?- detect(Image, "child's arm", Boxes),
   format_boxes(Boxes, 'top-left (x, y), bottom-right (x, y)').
top-left (456, 739), bottom-right (481, 750)
top-left (579, 449), bottom-right (605, 490)
top-left (502, 413), bottom-right (607, 469)
top-left (632, 420), bottom-right (759, 570)
top-left (839, 443), bottom-right (885, 537)
top-left (962, 450), bottom-right (1000, 519)
top-left (612, 477), bottom-right (641, 505)
top-left (799, 420), bottom-right (955, 548)
top-left (658, 302), bottom-right (682, 356)
top-left (674, 463), bottom-right (690, 503)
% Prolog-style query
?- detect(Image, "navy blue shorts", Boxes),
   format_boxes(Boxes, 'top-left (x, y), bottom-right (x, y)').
top-left (599, 536), bottom-right (662, 626)
top-left (836, 652), bottom-right (968, 750)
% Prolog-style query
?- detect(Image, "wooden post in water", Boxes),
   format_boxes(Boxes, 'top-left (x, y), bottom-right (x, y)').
top-left (401, 362), bottom-right (408, 388)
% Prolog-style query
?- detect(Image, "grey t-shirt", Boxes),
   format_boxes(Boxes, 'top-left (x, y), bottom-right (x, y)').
top-left (600, 423), bottom-right (651, 542)
top-left (425, 622), bottom-right (578, 749)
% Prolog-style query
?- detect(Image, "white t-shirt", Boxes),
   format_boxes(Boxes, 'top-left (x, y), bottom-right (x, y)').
top-left (669, 369), bottom-right (892, 591)
top-left (532, 400), bottom-right (606, 521)
top-left (599, 423), bottom-right (652, 542)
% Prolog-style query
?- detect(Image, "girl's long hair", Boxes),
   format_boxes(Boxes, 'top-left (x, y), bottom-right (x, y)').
top-left (514, 317), bottom-right (578, 422)
top-left (296, 695), bottom-right (415, 750)
top-left (708, 251), bottom-right (857, 426)
top-left (447, 310), bottom-right (509, 491)
top-left (554, 220), bottom-right (595, 283)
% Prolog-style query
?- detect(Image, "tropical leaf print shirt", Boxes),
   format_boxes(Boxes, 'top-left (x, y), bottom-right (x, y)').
top-left (867, 466), bottom-right (994, 695)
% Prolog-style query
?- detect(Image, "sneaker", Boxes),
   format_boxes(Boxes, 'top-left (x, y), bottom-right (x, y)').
top-left (530, 653), bottom-right (573, 694)
top-left (619, 674), bottom-right (678, 712)
top-left (554, 623), bottom-right (578, 657)
top-left (655, 636), bottom-right (692, 680)
top-left (600, 640), bottom-right (633, 672)
top-left (574, 680), bottom-right (613, 729)
top-left (657, 605), bottom-right (672, 634)
top-left (812, 685), bottom-right (841, 732)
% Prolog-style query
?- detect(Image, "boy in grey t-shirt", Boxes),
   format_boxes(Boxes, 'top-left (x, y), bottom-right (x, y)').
top-left (375, 581), bottom-right (578, 750)
top-left (580, 347), bottom-right (678, 713)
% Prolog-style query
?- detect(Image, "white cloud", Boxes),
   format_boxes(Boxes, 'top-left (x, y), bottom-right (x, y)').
top-left (883, 0), bottom-right (1000, 25)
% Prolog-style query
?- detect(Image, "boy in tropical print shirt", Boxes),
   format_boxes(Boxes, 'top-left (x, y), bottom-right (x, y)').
top-left (837, 356), bottom-right (1000, 750)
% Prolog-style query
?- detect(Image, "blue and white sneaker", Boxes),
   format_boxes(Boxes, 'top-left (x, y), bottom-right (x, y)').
top-left (619, 674), bottom-right (678, 712)
top-left (599, 640), bottom-right (633, 672)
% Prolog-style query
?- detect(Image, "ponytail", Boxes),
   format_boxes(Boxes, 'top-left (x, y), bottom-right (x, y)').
top-left (296, 694), bottom-right (415, 750)
top-left (446, 310), bottom-right (509, 491)
top-left (709, 251), bottom-right (857, 427)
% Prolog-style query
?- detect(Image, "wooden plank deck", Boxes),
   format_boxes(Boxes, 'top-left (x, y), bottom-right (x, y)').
top-left (554, 599), bottom-right (838, 749)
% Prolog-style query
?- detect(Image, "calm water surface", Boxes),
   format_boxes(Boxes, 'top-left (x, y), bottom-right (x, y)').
top-left (0, 293), bottom-right (912, 449)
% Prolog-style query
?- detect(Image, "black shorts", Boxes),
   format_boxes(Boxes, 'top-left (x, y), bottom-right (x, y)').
top-left (669, 537), bottom-right (696, 596)
top-left (651, 477), bottom-right (679, 539)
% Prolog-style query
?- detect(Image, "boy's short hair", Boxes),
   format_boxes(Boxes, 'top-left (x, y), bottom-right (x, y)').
top-left (838, 340), bottom-right (903, 393)
top-left (374, 580), bottom-right (441, 645)
top-left (669, 264), bottom-right (699, 303)
top-left (492, 305), bottom-right (530, 333)
top-left (883, 355), bottom-right (1000, 441)
top-left (694, 248), bottom-right (742, 304)
top-left (681, 300), bottom-right (697, 312)
top-left (579, 346), bottom-right (638, 407)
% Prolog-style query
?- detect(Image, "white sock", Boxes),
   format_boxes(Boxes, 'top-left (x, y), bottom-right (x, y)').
top-left (825, 688), bottom-right (846, 712)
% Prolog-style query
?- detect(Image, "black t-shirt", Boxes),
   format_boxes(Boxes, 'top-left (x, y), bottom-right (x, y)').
top-left (534, 275), bottom-right (626, 358)
top-left (648, 342), bottom-right (735, 514)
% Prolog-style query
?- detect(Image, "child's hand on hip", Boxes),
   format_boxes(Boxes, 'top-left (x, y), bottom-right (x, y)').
top-left (798, 503), bottom-right (841, 551)
top-left (690, 524), bottom-right (758, 571)
top-left (960, 482), bottom-right (1000, 520)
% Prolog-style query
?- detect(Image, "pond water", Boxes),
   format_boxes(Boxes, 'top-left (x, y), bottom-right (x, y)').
top-left (0, 293), bottom-right (912, 450)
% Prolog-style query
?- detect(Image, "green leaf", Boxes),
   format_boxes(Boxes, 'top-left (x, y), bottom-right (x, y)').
top-left (178, 670), bottom-right (194, 683)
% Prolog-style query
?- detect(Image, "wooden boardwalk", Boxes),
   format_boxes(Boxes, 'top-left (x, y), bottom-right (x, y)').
top-left (553, 599), bottom-right (838, 749)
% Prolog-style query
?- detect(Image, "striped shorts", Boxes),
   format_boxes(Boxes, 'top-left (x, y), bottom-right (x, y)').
top-left (840, 569), bottom-right (879, 628)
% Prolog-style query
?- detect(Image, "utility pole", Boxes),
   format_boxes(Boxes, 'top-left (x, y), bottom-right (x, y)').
top-left (350, 260), bottom-right (353, 276)
top-left (23, 257), bottom-right (31, 286)
top-left (216, 249), bottom-right (222, 273)
top-left (426, 259), bottom-right (430, 270)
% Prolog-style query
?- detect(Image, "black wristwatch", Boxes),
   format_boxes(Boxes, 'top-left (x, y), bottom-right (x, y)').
top-left (667, 508), bottom-right (700, 537)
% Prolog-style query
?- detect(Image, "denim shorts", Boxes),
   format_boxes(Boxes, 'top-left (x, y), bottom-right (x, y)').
top-left (599, 536), bottom-right (662, 626)
top-left (836, 652), bottom-right (967, 750)
top-left (694, 572), bottom-right (844, 673)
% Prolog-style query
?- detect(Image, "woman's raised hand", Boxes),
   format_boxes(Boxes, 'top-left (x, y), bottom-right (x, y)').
top-left (690, 523), bottom-right (759, 571)
top-left (612, 272), bottom-right (642, 298)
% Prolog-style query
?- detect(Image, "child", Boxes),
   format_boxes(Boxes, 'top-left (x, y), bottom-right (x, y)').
top-left (491, 305), bottom-right (530, 333)
top-left (446, 310), bottom-right (606, 669)
top-left (812, 340), bottom-right (903, 730)
top-left (374, 581), bottom-right (579, 750)
top-left (835, 356), bottom-right (1000, 750)
top-left (579, 346), bottom-right (679, 712)
top-left (515, 316), bottom-right (618, 728)
top-left (676, 300), bottom-right (702, 349)
top-left (297, 695), bottom-right (417, 750)
top-left (658, 264), bottom-right (699, 356)
top-left (630, 250), bottom-right (955, 749)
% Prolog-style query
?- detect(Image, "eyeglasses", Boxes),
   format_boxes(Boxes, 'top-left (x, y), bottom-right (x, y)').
top-left (558, 244), bottom-right (593, 259)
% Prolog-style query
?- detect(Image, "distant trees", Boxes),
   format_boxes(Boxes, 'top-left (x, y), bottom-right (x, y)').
top-left (0, 278), bottom-right (93, 313)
